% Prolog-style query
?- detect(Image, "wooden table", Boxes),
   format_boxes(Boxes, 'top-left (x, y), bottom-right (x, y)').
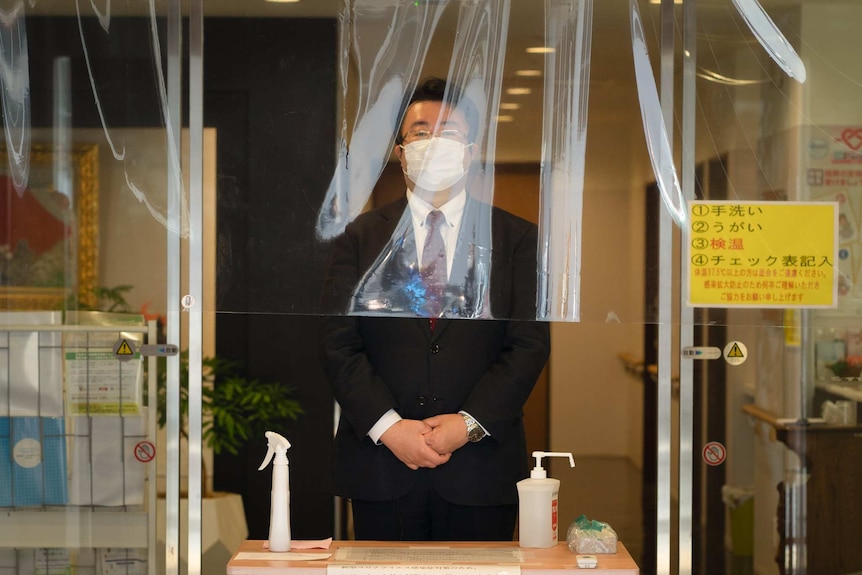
top-left (227, 540), bottom-right (639, 575)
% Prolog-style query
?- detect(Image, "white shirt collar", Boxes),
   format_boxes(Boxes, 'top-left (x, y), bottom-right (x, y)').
top-left (406, 188), bottom-right (467, 232)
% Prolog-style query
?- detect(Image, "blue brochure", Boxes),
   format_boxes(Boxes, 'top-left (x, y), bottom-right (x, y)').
top-left (0, 417), bottom-right (68, 507)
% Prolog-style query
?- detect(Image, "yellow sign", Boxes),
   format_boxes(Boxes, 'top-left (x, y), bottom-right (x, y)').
top-left (687, 201), bottom-right (838, 308)
top-left (116, 340), bottom-right (134, 356)
top-left (726, 343), bottom-right (744, 358)
top-left (723, 341), bottom-right (748, 366)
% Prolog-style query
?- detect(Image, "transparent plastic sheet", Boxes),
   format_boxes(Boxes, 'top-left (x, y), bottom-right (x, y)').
top-left (1, 3), bottom-right (183, 313)
top-left (72, 1), bottom-right (187, 238)
top-left (730, 0), bottom-right (806, 83)
top-left (537, 0), bottom-right (592, 322)
top-left (1, 1), bottom-right (178, 566)
top-left (0, 4), bottom-right (31, 197)
top-left (630, 0), bottom-right (806, 235)
top-left (629, 0), bottom-right (686, 229)
top-left (319, 0), bottom-right (520, 319)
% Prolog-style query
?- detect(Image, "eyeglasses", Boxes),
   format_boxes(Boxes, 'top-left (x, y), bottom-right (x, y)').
top-left (401, 129), bottom-right (469, 144)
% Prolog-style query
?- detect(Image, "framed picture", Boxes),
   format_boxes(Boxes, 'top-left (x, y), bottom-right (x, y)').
top-left (0, 144), bottom-right (99, 310)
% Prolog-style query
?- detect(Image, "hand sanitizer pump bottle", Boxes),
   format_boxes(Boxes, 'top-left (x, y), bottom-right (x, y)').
top-left (516, 451), bottom-right (575, 548)
top-left (258, 431), bottom-right (291, 552)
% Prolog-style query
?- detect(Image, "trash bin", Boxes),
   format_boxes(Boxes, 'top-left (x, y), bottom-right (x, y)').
top-left (721, 484), bottom-right (755, 556)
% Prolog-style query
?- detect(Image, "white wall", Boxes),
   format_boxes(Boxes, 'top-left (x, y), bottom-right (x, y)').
top-left (549, 108), bottom-right (651, 461)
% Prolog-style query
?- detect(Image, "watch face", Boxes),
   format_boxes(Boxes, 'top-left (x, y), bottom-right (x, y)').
top-left (462, 413), bottom-right (484, 442)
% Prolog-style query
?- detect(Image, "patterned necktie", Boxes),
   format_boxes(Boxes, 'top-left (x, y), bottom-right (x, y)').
top-left (421, 210), bottom-right (447, 317)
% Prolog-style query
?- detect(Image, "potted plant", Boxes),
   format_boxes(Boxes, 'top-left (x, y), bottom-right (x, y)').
top-left (155, 351), bottom-right (304, 496)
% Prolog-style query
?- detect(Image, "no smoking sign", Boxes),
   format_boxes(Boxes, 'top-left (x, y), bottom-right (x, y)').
top-left (134, 441), bottom-right (156, 463)
top-left (702, 441), bottom-right (726, 467)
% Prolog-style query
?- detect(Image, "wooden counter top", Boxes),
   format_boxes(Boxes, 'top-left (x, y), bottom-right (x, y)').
top-left (227, 540), bottom-right (639, 575)
top-left (741, 402), bottom-right (862, 574)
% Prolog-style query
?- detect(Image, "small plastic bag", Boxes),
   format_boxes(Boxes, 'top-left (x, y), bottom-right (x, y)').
top-left (566, 514), bottom-right (618, 554)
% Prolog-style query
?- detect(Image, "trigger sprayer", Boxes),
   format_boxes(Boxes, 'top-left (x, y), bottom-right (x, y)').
top-left (516, 450), bottom-right (576, 548)
top-left (258, 431), bottom-right (291, 552)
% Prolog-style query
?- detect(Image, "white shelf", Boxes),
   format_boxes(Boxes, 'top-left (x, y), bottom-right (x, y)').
top-left (0, 508), bottom-right (149, 549)
top-left (815, 380), bottom-right (862, 403)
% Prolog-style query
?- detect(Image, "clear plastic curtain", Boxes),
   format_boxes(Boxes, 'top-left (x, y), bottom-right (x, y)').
top-left (318, 0), bottom-right (513, 319)
top-left (319, 0), bottom-right (598, 321)
top-left (537, 0), bottom-right (593, 322)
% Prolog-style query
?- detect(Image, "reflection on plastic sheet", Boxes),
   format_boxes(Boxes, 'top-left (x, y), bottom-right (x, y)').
top-left (317, 0), bottom-right (510, 241)
top-left (0, 4), bottom-right (31, 197)
top-left (75, 0), bottom-right (124, 162)
top-left (348, 201), bottom-right (493, 319)
top-left (316, 1), bottom-right (450, 240)
top-left (321, 0), bottom-right (524, 319)
top-left (731, 0), bottom-right (806, 83)
top-left (537, 0), bottom-right (592, 321)
top-left (74, 0), bottom-right (188, 235)
top-left (629, 0), bottom-right (686, 228)
top-left (627, 0), bottom-right (805, 237)
top-left (0, 0), bottom-right (190, 235)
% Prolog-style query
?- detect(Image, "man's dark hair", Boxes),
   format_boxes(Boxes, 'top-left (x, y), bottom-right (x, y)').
top-left (395, 76), bottom-right (477, 145)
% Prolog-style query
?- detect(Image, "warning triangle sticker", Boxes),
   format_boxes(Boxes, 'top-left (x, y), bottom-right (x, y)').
top-left (116, 340), bottom-right (134, 356)
top-left (726, 343), bottom-right (745, 358)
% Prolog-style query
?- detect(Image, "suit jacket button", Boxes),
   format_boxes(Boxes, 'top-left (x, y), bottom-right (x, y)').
top-left (418, 396), bottom-right (427, 406)
top-left (430, 343), bottom-right (440, 354)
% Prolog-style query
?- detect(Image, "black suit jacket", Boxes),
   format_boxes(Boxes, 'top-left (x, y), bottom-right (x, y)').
top-left (319, 196), bottom-right (550, 506)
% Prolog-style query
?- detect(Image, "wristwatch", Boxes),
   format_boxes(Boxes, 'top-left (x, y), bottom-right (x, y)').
top-left (460, 412), bottom-right (486, 443)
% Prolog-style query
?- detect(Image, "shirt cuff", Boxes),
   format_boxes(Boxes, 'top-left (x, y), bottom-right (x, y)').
top-left (368, 409), bottom-right (402, 445)
top-left (458, 410), bottom-right (491, 437)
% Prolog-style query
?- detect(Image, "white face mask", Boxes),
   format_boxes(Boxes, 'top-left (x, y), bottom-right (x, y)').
top-left (401, 137), bottom-right (469, 192)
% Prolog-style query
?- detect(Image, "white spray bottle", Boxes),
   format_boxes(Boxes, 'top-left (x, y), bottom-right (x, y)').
top-left (258, 431), bottom-right (291, 552)
top-left (516, 451), bottom-right (575, 548)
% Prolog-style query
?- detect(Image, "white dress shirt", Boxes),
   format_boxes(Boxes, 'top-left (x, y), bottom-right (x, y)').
top-left (368, 189), bottom-right (488, 444)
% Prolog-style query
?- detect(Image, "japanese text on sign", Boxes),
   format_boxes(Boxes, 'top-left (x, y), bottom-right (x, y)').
top-left (686, 201), bottom-right (838, 308)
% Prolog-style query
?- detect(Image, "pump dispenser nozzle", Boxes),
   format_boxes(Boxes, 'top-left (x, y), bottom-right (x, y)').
top-left (530, 450), bottom-right (575, 478)
top-left (258, 431), bottom-right (291, 552)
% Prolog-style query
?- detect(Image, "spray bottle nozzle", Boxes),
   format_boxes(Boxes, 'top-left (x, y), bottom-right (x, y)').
top-left (530, 451), bottom-right (575, 478)
top-left (258, 431), bottom-right (291, 471)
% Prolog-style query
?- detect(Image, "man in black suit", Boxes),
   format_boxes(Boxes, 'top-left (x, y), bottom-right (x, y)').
top-left (320, 77), bottom-right (550, 541)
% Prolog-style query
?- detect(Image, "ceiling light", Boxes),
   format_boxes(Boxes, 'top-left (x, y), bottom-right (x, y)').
top-left (506, 87), bottom-right (532, 96)
top-left (526, 46), bottom-right (555, 54)
top-left (516, 70), bottom-right (542, 77)
top-left (500, 103), bottom-right (521, 110)
top-left (496, 115), bottom-right (515, 123)
top-left (649, 0), bottom-right (683, 4)
top-left (266, 0), bottom-right (300, 3)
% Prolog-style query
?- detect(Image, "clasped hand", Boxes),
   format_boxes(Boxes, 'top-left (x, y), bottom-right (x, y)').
top-left (379, 414), bottom-right (469, 470)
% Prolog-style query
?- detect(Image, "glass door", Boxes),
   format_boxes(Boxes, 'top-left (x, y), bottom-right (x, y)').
top-left (0, 2), bottom-right (190, 574)
top-left (682, 2), bottom-right (862, 574)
